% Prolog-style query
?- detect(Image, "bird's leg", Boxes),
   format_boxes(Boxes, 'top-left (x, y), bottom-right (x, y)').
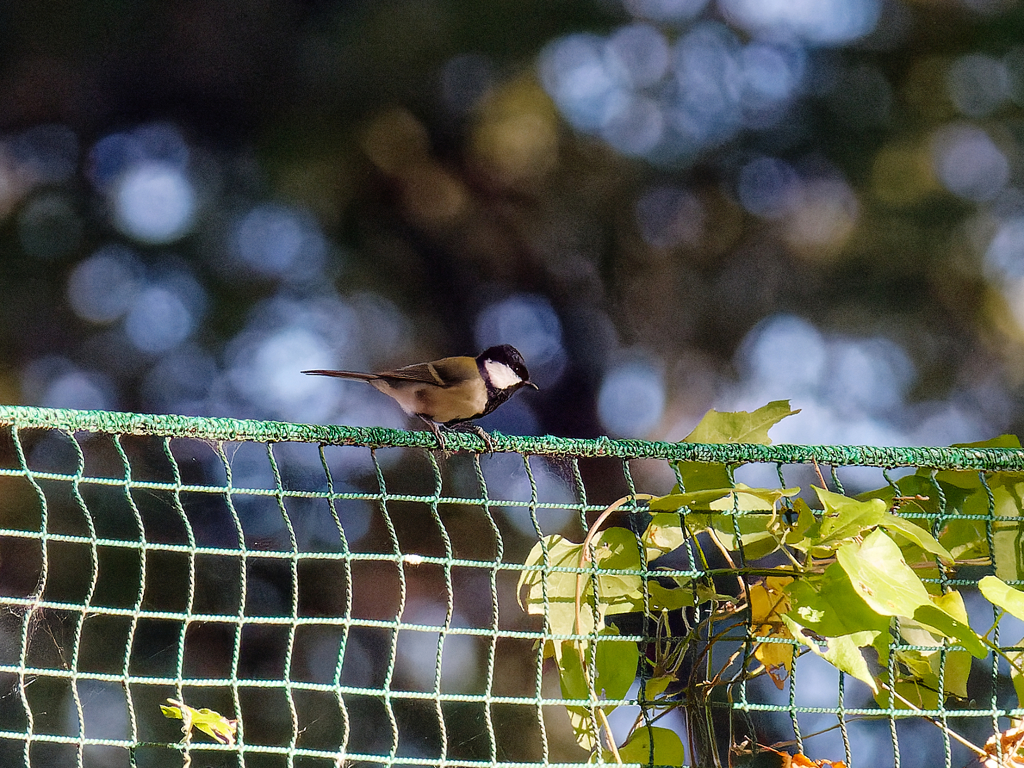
top-left (447, 422), bottom-right (495, 452)
top-left (469, 424), bottom-right (495, 452)
top-left (418, 416), bottom-right (447, 451)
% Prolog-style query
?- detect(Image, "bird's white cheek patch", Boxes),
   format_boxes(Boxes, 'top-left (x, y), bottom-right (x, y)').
top-left (483, 359), bottom-right (523, 390)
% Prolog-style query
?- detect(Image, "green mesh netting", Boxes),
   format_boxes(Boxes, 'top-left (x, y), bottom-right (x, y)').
top-left (0, 404), bottom-right (1023, 768)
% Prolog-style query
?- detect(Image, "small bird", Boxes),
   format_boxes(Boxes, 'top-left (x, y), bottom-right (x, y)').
top-left (302, 344), bottom-right (538, 450)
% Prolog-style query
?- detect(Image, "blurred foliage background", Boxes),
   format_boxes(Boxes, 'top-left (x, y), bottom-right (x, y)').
top-left (2, 0), bottom-right (1024, 445)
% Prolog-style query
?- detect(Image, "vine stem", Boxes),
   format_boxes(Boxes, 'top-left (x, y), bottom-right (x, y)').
top-left (571, 493), bottom-right (655, 764)
top-left (879, 684), bottom-right (986, 758)
top-left (573, 493), bottom-right (656, 629)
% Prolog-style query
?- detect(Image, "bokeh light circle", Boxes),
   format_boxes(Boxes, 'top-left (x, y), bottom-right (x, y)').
top-left (112, 160), bottom-right (197, 244)
top-left (931, 124), bottom-right (1009, 202)
top-left (597, 359), bottom-right (666, 437)
top-left (67, 245), bottom-right (143, 323)
top-left (719, 0), bottom-right (881, 46)
top-left (124, 285), bottom-right (196, 354)
top-left (737, 156), bottom-right (800, 219)
top-left (605, 23), bottom-right (670, 89)
top-left (231, 203), bottom-right (327, 279)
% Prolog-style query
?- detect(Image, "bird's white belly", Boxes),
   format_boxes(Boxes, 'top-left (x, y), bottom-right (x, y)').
top-left (373, 378), bottom-right (489, 424)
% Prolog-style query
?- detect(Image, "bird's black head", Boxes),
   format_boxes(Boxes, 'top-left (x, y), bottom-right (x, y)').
top-left (477, 344), bottom-right (538, 392)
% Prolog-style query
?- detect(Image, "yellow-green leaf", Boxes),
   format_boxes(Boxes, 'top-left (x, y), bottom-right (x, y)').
top-left (683, 400), bottom-right (798, 445)
top-left (783, 620), bottom-right (883, 693)
top-left (640, 675), bottom-right (673, 700)
top-left (517, 530), bottom-right (645, 641)
top-left (1008, 649), bottom-right (1024, 708)
top-left (836, 530), bottom-right (985, 658)
top-left (672, 402), bottom-right (798, 495)
top-left (160, 699), bottom-right (237, 745)
top-left (601, 726), bottom-right (685, 766)
top-left (567, 706), bottom-right (599, 752)
top-left (558, 630), bottom-right (639, 704)
top-left (784, 498), bottom-right (816, 545)
top-left (980, 575), bottom-right (1024, 620)
top-left (641, 513), bottom-right (686, 561)
top-left (785, 562), bottom-right (890, 639)
top-left (647, 580), bottom-right (694, 611)
top-left (650, 485), bottom-right (798, 513)
top-left (559, 629), bottom-right (640, 752)
top-left (673, 461), bottom-right (732, 493)
top-left (890, 591), bottom-right (972, 702)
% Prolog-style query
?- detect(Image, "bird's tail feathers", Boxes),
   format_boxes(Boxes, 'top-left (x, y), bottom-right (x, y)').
top-left (301, 369), bottom-right (379, 381)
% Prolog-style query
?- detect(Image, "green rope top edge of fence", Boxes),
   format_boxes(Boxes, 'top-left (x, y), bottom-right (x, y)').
top-left (4, 403), bottom-right (1019, 468)
top-left (1, 404), bottom-right (1023, 470)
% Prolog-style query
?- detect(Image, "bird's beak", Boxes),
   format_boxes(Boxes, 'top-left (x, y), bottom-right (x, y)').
top-left (525, 381), bottom-right (539, 390)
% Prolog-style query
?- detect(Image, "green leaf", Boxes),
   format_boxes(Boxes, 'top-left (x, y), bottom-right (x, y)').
top-left (673, 462), bottom-right (732, 493)
top-left (592, 528), bottom-right (648, 620)
top-left (816, 486), bottom-right (887, 534)
top-left (952, 435), bottom-right (1023, 450)
top-left (891, 591), bottom-right (972, 703)
top-left (517, 535), bottom-right (597, 640)
top-left (784, 498), bottom-right (816, 545)
top-left (786, 562), bottom-right (891, 639)
top-left (940, 515), bottom-right (989, 562)
top-left (592, 527), bottom-right (642, 570)
top-left (861, 473), bottom-right (971, 522)
top-left (783, 619), bottom-right (884, 692)
top-left (694, 580), bottom-right (733, 603)
top-left (517, 530), bottom-right (646, 642)
top-left (987, 484), bottom-right (1024, 583)
top-left (861, 474), bottom-right (985, 563)
top-left (594, 633), bottom-right (640, 702)
top-left (875, 592), bottom-right (973, 709)
top-left (782, 562), bottom-right (890, 692)
top-left (674, 401), bottom-right (798, 495)
top-left (980, 575), bottom-right (1024, 620)
top-left (647, 580), bottom-right (694, 611)
top-left (557, 641), bottom-right (591, 702)
top-left (557, 630), bottom-right (639, 703)
top-left (559, 629), bottom-right (640, 752)
top-left (566, 706), bottom-right (599, 752)
top-left (160, 699), bottom-right (237, 745)
top-left (878, 681), bottom-right (943, 711)
top-left (641, 513), bottom-right (686, 561)
top-left (683, 400), bottom-right (798, 445)
top-left (839, 482), bottom-right (957, 562)
top-left (912, 602), bottom-right (986, 658)
top-left (650, 485), bottom-right (799, 561)
top-left (710, 485), bottom-right (801, 511)
top-left (788, 486), bottom-right (952, 563)
top-left (695, 512), bottom-right (783, 560)
top-left (1008, 649), bottom-right (1024, 708)
top-left (798, 487), bottom-right (888, 550)
top-left (601, 726), bottom-right (685, 766)
top-left (877, 514), bottom-right (953, 564)
top-left (650, 485), bottom-right (798, 513)
top-left (518, 535), bottom-right (581, 613)
top-left (836, 529), bottom-right (935, 615)
top-left (928, 437), bottom-right (1024, 580)
top-left (640, 675), bottom-right (673, 700)
top-left (836, 530), bottom-right (985, 658)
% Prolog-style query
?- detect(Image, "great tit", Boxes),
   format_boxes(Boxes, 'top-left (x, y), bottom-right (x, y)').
top-left (302, 344), bottom-right (538, 450)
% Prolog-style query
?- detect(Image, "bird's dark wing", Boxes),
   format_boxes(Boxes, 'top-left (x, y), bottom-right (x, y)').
top-left (303, 364), bottom-right (448, 386)
top-left (370, 362), bottom-right (446, 386)
top-left (379, 356), bottom-right (477, 386)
